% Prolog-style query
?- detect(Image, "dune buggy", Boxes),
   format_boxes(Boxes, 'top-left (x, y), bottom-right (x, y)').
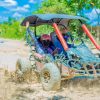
top-left (16, 14), bottom-right (100, 91)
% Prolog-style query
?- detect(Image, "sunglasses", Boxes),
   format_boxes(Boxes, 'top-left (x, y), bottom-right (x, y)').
top-left (42, 40), bottom-right (50, 43)
top-left (41, 40), bottom-right (51, 46)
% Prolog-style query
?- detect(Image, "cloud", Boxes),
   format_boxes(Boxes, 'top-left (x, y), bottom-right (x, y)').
top-left (5, 0), bottom-right (17, 5)
top-left (13, 12), bottom-right (22, 18)
top-left (29, 0), bottom-right (37, 4)
top-left (11, 5), bottom-right (30, 12)
top-left (11, 7), bottom-right (29, 12)
top-left (0, 0), bottom-right (17, 7)
top-left (23, 4), bottom-right (30, 9)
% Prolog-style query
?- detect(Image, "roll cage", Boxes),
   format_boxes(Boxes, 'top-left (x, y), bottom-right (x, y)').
top-left (21, 14), bottom-right (100, 50)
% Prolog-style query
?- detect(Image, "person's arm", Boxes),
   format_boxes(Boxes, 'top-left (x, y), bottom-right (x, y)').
top-left (50, 42), bottom-right (60, 55)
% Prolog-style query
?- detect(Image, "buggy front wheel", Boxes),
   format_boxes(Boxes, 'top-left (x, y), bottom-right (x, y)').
top-left (40, 63), bottom-right (61, 91)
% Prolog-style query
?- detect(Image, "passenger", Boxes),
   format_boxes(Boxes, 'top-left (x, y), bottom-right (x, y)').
top-left (50, 26), bottom-right (74, 53)
top-left (60, 27), bottom-right (74, 44)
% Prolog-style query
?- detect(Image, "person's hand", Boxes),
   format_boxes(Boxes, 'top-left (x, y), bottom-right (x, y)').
top-left (26, 21), bottom-right (29, 28)
top-left (34, 53), bottom-right (45, 59)
top-left (52, 48), bottom-right (59, 55)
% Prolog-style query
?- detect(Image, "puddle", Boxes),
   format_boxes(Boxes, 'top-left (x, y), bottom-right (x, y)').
top-left (0, 40), bottom-right (4, 44)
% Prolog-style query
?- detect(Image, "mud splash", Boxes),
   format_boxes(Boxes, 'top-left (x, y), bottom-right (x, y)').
top-left (0, 39), bottom-right (100, 100)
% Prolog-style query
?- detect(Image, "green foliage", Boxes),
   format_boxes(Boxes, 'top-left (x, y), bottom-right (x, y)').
top-left (34, 0), bottom-right (73, 14)
top-left (0, 0), bottom-right (99, 39)
top-left (35, 0), bottom-right (100, 14)
top-left (33, 0), bottom-right (100, 38)
top-left (36, 25), bottom-right (53, 36)
top-left (0, 20), bottom-right (26, 39)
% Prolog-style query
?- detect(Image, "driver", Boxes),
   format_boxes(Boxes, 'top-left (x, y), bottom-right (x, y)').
top-left (39, 34), bottom-right (59, 56)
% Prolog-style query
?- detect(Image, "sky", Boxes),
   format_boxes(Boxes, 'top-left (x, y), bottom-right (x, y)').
top-left (0, 0), bottom-right (43, 22)
top-left (80, 8), bottom-right (100, 26)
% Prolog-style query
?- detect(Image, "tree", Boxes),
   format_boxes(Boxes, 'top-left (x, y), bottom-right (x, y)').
top-left (0, 20), bottom-right (25, 39)
top-left (34, 0), bottom-right (100, 41)
top-left (34, 0), bottom-right (100, 15)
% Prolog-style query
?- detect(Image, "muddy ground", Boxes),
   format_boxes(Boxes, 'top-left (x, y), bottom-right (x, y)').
top-left (0, 39), bottom-right (100, 100)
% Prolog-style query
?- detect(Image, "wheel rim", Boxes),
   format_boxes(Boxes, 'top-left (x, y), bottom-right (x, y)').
top-left (43, 71), bottom-right (51, 83)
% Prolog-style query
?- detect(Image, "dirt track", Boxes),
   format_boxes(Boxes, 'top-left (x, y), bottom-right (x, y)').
top-left (0, 39), bottom-right (100, 100)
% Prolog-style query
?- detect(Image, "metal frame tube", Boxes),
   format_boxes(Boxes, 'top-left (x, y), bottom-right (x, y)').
top-left (82, 24), bottom-right (100, 50)
top-left (53, 23), bottom-right (69, 51)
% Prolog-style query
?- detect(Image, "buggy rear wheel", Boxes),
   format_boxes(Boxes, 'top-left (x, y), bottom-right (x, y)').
top-left (40, 63), bottom-right (61, 91)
